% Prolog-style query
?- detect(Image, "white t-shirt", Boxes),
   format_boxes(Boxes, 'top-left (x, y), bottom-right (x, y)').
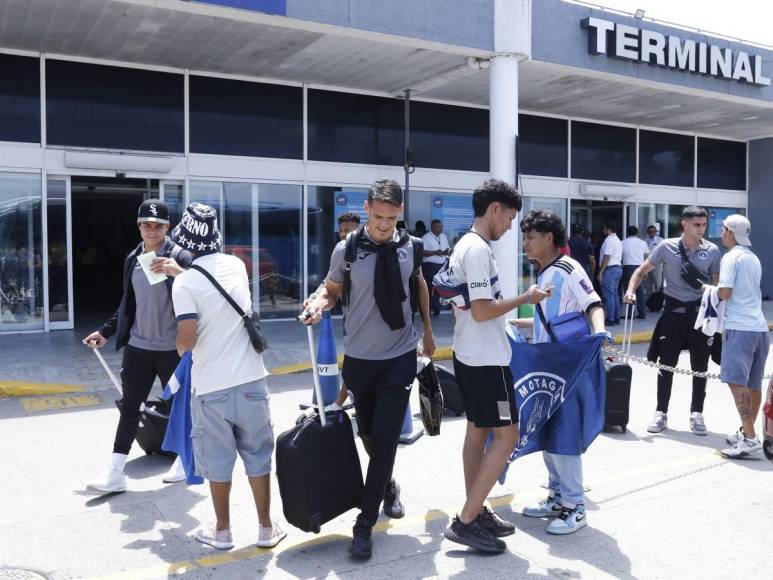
top-left (422, 232), bottom-right (451, 265)
top-left (646, 235), bottom-right (664, 252)
top-left (172, 253), bottom-right (268, 395)
top-left (600, 234), bottom-right (623, 266)
top-left (450, 231), bottom-right (511, 366)
top-left (621, 236), bottom-right (649, 266)
top-left (533, 256), bottom-right (603, 344)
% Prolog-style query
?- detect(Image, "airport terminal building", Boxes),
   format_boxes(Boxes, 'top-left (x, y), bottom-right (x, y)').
top-left (1, 0), bottom-right (772, 332)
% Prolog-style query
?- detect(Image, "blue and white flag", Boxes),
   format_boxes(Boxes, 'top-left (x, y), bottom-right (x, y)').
top-left (161, 352), bottom-right (204, 485)
top-left (507, 329), bottom-right (606, 462)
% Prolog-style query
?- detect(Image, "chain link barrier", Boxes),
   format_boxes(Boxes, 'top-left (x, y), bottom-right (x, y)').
top-left (601, 345), bottom-right (773, 382)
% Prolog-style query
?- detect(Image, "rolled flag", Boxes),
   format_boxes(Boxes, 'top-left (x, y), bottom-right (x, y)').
top-left (314, 311), bottom-right (340, 407)
top-left (161, 352), bottom-right (204, 485)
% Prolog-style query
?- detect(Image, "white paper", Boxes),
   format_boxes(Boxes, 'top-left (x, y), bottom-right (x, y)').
top-left (136, 251), bottom-right (167, 285)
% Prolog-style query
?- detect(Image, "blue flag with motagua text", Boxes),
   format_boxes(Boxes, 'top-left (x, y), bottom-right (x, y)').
top-left (506, 329), bottom-right (606, 462)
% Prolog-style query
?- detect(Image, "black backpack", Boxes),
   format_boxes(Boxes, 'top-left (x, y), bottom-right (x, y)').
top-left (341, 225), bottom-right (424, 319)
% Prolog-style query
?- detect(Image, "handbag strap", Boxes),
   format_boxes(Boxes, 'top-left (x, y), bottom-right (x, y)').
top-left (190, 264), bottom-right (248, 320)
top-left (535, 303), bottom-right (558, 343)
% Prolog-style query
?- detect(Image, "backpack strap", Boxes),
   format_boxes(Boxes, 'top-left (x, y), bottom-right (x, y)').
top-left (341, 226), bottom-right (362, 308)
top-left (408, 235), bottom-right (424, 319)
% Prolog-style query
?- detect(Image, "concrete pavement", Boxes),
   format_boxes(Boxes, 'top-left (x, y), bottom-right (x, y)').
top-left (1, 340), bottom-right (772, 579)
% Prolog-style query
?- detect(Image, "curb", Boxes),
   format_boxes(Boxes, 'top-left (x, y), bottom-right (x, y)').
top-left (0, 380), bottom-right (84, 398)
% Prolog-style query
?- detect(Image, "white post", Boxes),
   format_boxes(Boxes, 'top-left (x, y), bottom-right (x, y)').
top-left (489, 54), bottom-right (520, 300)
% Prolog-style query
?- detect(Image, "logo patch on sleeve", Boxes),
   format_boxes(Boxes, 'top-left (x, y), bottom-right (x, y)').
top-left (580, 279), bottom-right (594, 295)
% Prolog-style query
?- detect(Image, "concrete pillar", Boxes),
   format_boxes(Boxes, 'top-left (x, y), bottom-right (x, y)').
top-left (489, 54), bottom-right (519, 299)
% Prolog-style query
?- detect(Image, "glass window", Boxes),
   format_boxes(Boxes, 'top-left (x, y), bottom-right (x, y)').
top-left (518, 197), bottom-right (567, 294)
top-left (571, 121), bottom-right (636, 183)
top-left (46, 60), bottom-right (184, 152)
top-left (192, 181), bottom-right (302, 319)
top-left (47, 179), bottom-right (69, 323)
top-left (189, 76), bottom-right (302, 159)
top-left (410, 102), bottom-right (488, 172)
top-left (408, 190), bottom-right (474, 246)
top-left (639, 130), bottom-right (694, 187)
top-left (0, 53), bottom-right (40, 143)
top-left (308, 90), bottom-right (403, 166)
top-left (637, 203), bottom-right (667, 239)
top-left (519, 115), bottom-right (568, 178)
top-left (697, 138), bottom-right (746, 190)
top-left (0, 172), bottom-right (43, 331)
top-left (161, 182), bottom-right (184, 229)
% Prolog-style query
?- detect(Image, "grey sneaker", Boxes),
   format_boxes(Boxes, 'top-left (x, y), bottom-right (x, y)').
top-left (726, 427), bottom-right (744, 446)
top-left (647, 411), bottom-right (668, 433)
top-left (721, 436), bottom-right (763, 459)
top-left (522, 496), bottom-right (563, 518)
top-left (689, 412), bottom-right (708, 436)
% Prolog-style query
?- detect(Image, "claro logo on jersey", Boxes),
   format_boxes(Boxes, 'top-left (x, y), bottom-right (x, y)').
top-left (469, 280), bottom-right (489, 288)
top-left (514, 372), bottom-right (567, 449)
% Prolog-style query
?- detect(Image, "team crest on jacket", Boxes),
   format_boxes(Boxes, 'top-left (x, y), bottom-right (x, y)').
top-left (514, 372), bottom-right (567, 448)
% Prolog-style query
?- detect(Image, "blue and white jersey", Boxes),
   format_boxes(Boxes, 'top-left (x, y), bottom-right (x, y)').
top-left (533, 255), bottom-right (602, 344)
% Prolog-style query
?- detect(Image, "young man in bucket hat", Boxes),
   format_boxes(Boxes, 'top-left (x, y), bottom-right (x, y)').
top-left (85, 199), bottom-right (193, 492)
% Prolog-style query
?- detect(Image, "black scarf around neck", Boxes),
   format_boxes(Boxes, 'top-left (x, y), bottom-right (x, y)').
top-left (358, 225), bottom-right (409, 330)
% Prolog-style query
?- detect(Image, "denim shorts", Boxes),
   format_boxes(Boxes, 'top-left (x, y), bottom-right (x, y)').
top-left (720, 330), bottom-right (770, 390)
top-left (191, 379), bottom-right (274, 482)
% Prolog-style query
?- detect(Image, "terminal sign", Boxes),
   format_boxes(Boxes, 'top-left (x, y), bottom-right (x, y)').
top-left (581, 17), bottom-right (771, 87)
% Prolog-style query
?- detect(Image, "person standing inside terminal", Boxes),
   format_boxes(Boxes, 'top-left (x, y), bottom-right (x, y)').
top-left (422, 219), bottom-right (451, 316)
top-left (443, 180), bottom-right (551, 553)
top-left (597, 223), bottom-right (623, 326)
top-left (621, 226), bottom-right (649, 319)
top-left (710, 215), bottom-right (770, 459)
top-left (644, 224), bottom-right (664, 300)
top-left (84, 200), bottom-right (193, 492)
top-left (624, 206), bottom-right (720, 436)
top-left (568, 223), bottom-right (596, 281)
top-left (303, 179), bottom-right (436, 560)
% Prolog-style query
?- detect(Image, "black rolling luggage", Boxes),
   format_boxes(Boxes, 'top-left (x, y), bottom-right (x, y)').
top-left (276, 324), bottom-right (364, 534)
top-left (136, 398), bottom-right (175, 456)
top-left (435, 363), bottom-right (466, 417)
top-left (604, 305), bottom-right (633, 433)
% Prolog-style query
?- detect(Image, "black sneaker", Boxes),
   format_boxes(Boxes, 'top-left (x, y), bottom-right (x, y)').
top-left (383, 479), bottom-right (405, 519)
top-left (348, 518), bottom-right (373, 559)
top-left (479, 506), bottom-right (516, 537)
top-left (444, 515), bottom-right (506, 553)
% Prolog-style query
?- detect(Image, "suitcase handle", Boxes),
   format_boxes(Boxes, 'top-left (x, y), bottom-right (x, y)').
top-left (621, 303), bottom-right (634, 357)
top-left (304, 323), bottom-right (328, 427)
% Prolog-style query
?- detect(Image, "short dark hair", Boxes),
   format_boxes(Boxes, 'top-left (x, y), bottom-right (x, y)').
top-left (337, 211), bottom-right (361, 226)
top-left (520, 209), bottom-right (567, 248)
top-left (472, 179), bottom-right (522, 217)
top-left (571, 223), bottom-right (584, 236)
top-left (368, 179), bottom-right (403, 207)
top-left (681, 205), bottom-right (708, 220)
top-left (603, 223), bottom-right (618, 233)
top-left (430, 219), bottom-right (442, 226)
top-left (647, 225), bottom-right (657, 232)
top-left (627, 225), bottom-right (639, 236)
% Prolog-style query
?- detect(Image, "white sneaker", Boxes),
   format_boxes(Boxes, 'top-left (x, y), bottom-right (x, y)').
top-left (647, 411), bottom-right (668, 433)
top-left (726, 427), bottom-right (744, 446)
top-left (194, 525), bottom-right (234, 550)
top-left (690, 412), bottom-right (708, 436)
top-left (721, 436), bottom-right (763, 459)
top-left (162, 457), bottom-right (186, 483)
top-left (256, 521), bottom-right (287, 548)
top-left (522, 496), bottom-right (563, 518)
top-left (546, 505), bottom-right (587, 535)
top-left (87, 469), bottom-right (127, 493)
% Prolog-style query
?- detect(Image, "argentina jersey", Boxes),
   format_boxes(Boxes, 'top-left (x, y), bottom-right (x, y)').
top-left (533, 256), bottom-right (602, 344)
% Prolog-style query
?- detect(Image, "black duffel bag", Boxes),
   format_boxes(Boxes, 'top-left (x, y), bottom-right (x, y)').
top-left (416, 358), bottom-right (444, 436)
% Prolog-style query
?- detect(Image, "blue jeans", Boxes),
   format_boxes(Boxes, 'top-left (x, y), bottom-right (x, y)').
top-left (544, 452), bottom-right (584, 508)
top-left (602, 266), bottom-right (623, 322)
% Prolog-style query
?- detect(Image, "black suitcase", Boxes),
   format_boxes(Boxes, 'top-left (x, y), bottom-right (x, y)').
top-left (276, 324), bottom-right (364, 534)
top-left (136, 398), bottom-right (175, 457)
top-left (604, 305), bottom-right (633, 433)
top-left (435, 363), bottom-right (465, 417)
top-left (276, 410), bottom-right (364, 533)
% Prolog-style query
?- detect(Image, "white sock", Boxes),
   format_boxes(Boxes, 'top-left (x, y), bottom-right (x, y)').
top-left (110, 453), bottom-right (128, 473)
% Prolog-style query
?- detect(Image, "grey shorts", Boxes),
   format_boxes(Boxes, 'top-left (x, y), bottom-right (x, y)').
top-left (720, 330), bottom-right (770, 390)
top-left (191, 379), bottom-right (274, 482)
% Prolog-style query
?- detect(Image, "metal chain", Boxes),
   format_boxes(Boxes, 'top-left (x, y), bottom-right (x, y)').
top-left (601, 345), bottom-right (773, 381)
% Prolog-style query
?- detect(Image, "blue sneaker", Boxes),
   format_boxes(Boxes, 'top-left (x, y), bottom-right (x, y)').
top-left (522, 495), bottom-right (562, 518)
top-left (546, 505), bottom-right (587, 535)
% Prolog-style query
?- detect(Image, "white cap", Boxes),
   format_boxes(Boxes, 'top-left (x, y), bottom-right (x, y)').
top-left (723, 214), bottom-right (751, 246)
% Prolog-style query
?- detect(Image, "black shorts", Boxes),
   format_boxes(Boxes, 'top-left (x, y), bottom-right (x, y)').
top-left (453, 355), bottom-right (517, 429)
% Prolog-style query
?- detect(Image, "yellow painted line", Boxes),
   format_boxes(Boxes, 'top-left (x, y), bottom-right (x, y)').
top-left (22, 394), bottom-right (103, 413)
top-left (89, 449), bottom-right (726, 580)
top-left (0, 380), bottom-right (83, 397)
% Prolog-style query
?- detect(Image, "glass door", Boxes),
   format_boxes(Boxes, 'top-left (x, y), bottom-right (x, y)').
top-left (46, 176), bottom-right (73, 329)
top-left (160, 180), bottom-right (185, 227)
